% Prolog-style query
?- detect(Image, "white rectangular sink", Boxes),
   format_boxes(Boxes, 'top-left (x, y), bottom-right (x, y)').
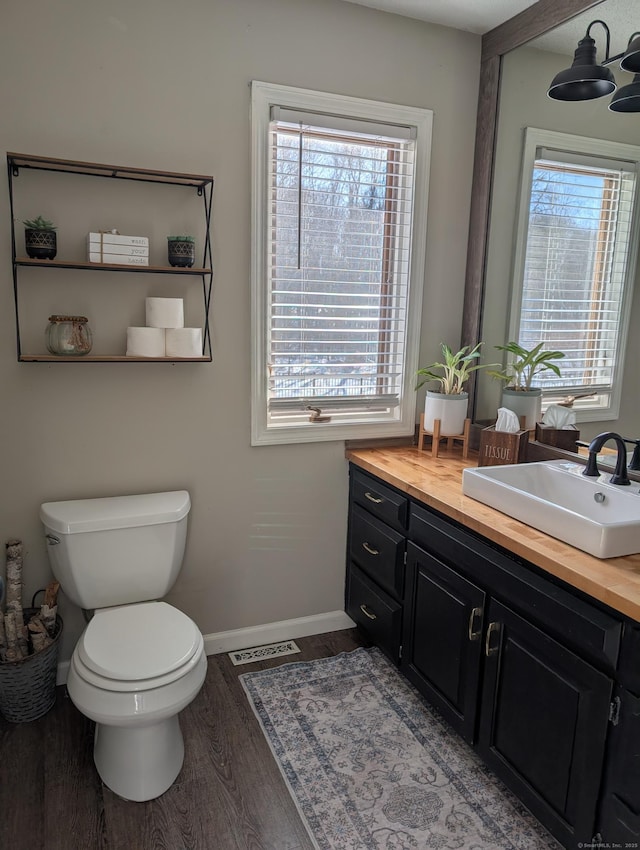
top-left (462, 460), bottom-right (640, 558)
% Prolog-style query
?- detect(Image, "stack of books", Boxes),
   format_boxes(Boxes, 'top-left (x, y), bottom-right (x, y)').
top-left (87, 231), bottom-right (149, 266)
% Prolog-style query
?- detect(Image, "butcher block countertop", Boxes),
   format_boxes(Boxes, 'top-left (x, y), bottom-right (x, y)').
top-left (346, 445), bottom-right (640, 622)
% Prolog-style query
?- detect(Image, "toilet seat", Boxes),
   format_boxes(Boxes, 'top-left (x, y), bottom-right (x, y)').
top-left (75, 601), bottom-right (203, 693)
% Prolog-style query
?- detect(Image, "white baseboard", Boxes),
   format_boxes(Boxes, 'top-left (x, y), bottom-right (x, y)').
top-left (203, 610), bottom-right (355, 656)
top-left (56, 610), bottom-right (356, 685)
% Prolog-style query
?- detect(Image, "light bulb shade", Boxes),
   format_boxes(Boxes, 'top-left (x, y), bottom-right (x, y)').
top-left (548, 35), bottom-right (617, 101)
top-left (608, 74), bottom-right (640, 112)
top-left (620, 35), bottom-right (640, 72)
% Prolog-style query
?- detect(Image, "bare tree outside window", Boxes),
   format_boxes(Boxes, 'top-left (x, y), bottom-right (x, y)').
top-left (269, 124), bottom-right (413, 407)
top-left (518, 157), bottom-right (634, 402)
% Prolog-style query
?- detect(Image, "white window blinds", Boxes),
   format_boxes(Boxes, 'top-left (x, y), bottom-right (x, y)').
top-left (518, 150), bottom-right (637, 402)
top-left (267, 112), bottom-right (416, 416)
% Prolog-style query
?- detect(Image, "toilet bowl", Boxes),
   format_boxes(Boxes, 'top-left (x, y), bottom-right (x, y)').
top-left (68, 602), bottom-right (206, 801)
top-left (40, 491), bottom-right (206, 801)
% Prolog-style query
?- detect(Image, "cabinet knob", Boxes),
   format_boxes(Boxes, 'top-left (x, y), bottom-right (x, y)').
top-left (468, 606), bottom-right (483, 641)
top-left (360, 603), bottom-right (377, 620)
top-left (485, 621), bottom-right (501, 656)
top-left (362, 542), bottom-right (380, 556)
top-left (364, 491), bottom-right (384, 505)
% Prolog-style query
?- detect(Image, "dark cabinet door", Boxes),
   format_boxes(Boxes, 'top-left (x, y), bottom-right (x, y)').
top-left (598, 686), bottom-right (640, 843)
top-left (401, 542), bottom-right (485, 744)
top-left (479, 599), bottom-right (613, 848)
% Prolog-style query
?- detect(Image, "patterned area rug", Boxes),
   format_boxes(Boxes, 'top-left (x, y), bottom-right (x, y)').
top-left (240, 647), bottom-right (560, 850)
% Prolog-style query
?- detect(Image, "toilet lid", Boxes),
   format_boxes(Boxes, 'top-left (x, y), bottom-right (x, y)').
top-left (78, 601), bottom-right (201, 682)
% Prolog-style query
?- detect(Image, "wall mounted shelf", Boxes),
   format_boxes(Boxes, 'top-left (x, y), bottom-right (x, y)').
top-left (19, 355), bottom-right (210, 362)
top-left (7, 152), bottom-right (215, 362)
top-left (14, 257), bottom-right (212, 275)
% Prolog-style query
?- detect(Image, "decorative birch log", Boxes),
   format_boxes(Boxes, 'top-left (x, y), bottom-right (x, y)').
top-left (5, 539), bottom-right (24, 616)
top-left (28, 616), bottom-right (52, 652)
top-left (4, 611), bottom-right (24, 662)
top-left (40, 581), bottom-right (60, 636)
top-left (15, 611), bottom-right (29, 657)
top-left (0, 613), bottom-right (6, 661)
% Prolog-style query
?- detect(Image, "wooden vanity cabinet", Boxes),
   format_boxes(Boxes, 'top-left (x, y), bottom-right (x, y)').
top-left (345, 463), bottom-right (633, 848)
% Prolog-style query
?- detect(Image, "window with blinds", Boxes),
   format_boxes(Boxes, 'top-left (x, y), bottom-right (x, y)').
top-left (510, 130), bottom-right (640, 420)
top-left (251, 82), bottom-right (432, 444)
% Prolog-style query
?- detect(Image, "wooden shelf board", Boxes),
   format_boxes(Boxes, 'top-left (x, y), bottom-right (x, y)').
top-left (15, 257), bottom-right (211, 275)
top-left (8, 152), bottom-right (213, 188)
top-left (19, 354), bottom-right (211, 362)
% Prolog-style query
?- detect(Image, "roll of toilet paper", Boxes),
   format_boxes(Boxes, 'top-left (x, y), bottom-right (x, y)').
top-left (145, 297), bottom-right (184, 329)
top-left (165, 327), bottom-right (203, 358)
top-left (126, 327), bottom-right (166, 357)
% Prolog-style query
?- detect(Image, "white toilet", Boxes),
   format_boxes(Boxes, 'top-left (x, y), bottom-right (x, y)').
top-left (40, 490), bottom-right (207, 802)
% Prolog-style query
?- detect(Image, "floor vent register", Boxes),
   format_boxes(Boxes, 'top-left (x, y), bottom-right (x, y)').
top-left (228, 640), bottom-right (301, 666)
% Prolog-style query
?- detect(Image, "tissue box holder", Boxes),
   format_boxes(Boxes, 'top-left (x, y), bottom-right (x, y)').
top-left (535, 423), bottom-right (580, 453)
top-left (478, 426), bottom-right (528, 467)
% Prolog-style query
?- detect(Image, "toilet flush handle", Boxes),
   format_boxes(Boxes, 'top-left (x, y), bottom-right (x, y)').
top-left (45, 534), bottom-right (60, 545)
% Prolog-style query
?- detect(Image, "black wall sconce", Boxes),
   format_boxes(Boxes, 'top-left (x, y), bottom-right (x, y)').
top-left (547, 20), bottom-right (640, 112)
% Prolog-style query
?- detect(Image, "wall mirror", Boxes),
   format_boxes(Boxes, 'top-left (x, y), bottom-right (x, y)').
top-left (463, 0), bottom-right (640, 443)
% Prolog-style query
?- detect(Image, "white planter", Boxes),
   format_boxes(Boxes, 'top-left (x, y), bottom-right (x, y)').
top-left (501, 388), bottom-right (542, 431)
top-left (424, 391), bottom-right (468, 436)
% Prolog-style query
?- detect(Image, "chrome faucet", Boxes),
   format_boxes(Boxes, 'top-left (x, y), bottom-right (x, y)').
top-left (582, 432), bottom-right (630, 486)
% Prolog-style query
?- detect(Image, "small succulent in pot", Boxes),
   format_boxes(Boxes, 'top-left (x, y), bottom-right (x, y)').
top-left (23, 216), bottom-right (57, 260)
top-left (167, 234), bottom-right (195, 268)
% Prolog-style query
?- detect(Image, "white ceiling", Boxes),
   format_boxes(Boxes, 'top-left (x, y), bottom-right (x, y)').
top-left (532, 0), bottom-right (638, 58)
top-left (337, 0), bottom-right (539, 34)
top-left (337, 0), bottom-right (637, 57)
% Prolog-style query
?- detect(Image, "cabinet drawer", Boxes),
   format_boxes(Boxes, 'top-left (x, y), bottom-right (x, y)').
top-left (346, 564), bottom-right (402, 663)
top-left (410, 502), bottom-right (622, 672)
top-left (351, 468), bottom-right (408, 532)
top-left (349, 504), bottom-right (405, 600)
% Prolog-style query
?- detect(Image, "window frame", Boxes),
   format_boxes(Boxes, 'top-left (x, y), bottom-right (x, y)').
top-left (509, 128), bottom-right (640, 423)
top-left (250, 81), bottom-right (432, 446)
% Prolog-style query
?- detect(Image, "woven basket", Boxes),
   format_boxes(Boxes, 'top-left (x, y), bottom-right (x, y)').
top-left (0, 608), bottom-right (63, 723)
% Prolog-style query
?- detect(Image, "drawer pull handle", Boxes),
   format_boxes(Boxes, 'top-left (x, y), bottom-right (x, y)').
top-left (468, 606), bottom-right (482, 641)
top-left (485, 622), bottom-right (500, 657)
top-left (360, 603), bottom-right (377, 620)
top-left (365, 491), bottom-right (384, 504)
top-left (362, 542), bottom-right (380, 556)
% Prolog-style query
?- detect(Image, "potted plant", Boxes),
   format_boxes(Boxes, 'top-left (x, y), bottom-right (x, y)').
top-left (416, 342), bottom-right (493, 436)
top-left (167, 234), bottom-right (195, 268)
top-left (487, 341), bottom-right (565, 430)
top-left (23, 216), bottom-right (57, 260)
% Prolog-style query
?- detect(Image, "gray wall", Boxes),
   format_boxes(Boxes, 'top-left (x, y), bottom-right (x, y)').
top-left (0, 0), bottom-right (480, 661)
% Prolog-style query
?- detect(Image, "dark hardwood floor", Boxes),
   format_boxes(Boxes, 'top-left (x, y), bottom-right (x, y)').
top-left (0, 628), bottom-right (369, 850)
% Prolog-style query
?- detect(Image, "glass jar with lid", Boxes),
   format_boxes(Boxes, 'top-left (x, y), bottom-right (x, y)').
top-left (45, 315), bottom-right (93, 356)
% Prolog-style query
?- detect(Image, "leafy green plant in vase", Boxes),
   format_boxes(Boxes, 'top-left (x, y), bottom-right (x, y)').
top-left (167, 235), bottom-right (195, 268)
top-left (23, 216), bottom-right (57, 260)
top-left (487, 340), bottom-right (565, 430)
top-left (416, 342), bottom-right (493, 436)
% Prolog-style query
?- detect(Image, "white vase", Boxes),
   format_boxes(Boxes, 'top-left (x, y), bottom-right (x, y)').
top-left (424, 391), bottom-right (468, 436)
top-left (501, 388), bottom-right (542, 431)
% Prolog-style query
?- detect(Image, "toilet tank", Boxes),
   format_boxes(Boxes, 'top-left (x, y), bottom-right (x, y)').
top-left (40, 491), bottom-right (190, 610)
